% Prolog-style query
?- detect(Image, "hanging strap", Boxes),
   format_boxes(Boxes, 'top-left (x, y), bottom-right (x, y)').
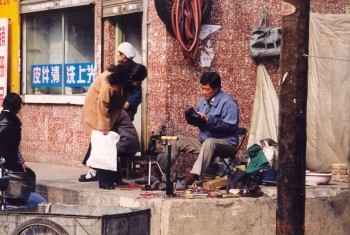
top-left (260, 9), bottom-right (270, 27)
top-left (260, 0), bottom-right (272, 27)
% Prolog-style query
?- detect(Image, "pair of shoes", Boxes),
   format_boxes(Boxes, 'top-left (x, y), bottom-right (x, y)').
top-left (99, 184), bottom-right (115, 190)
top-left (78, 169), bottom-right (98, 182)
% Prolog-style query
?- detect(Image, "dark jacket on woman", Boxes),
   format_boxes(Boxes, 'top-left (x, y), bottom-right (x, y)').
top-left (0, 110), bottom-right (22, 171)
top-left (112, 109), bottom-right (140, 155)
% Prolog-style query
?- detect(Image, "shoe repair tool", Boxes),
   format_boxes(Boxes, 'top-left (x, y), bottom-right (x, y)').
top-left (221, 193), bottom-right (241, 198)
top-left (161, 136), bottom-right (178, 196)
top-left (181, 192), bottom-right (209, 199)
top-left (143, 132), bottom-right (167, 190)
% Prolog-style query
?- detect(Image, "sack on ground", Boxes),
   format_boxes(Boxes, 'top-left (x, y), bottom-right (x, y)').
top-left (226, 169), bottom-right (263, 194)
top-left (87, 130), bottom-right (120, 171)
top-left (226, 170), bottom-right (247, 192)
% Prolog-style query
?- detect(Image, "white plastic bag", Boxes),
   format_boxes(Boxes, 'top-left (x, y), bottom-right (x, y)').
top-left (260, 138), bottom-right (278, 169)
top-left (86, 130), bottom-right (120, 171)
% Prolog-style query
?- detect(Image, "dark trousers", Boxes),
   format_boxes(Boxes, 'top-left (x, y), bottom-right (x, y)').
top-left (82, 143), bottom-right (130, 187)
top-left (97, 158), bottom-right (123, 187)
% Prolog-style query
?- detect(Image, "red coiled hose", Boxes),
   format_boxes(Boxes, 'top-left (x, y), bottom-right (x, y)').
top-left (171, 0), bottom-right (203, 58)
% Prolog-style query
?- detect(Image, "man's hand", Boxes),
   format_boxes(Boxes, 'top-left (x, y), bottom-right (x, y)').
top-left (197, 112), bottom-right (209, 122)
top-left (123, 101), bottom-right (130, 109)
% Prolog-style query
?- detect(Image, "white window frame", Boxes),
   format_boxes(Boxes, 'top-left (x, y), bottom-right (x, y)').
top-left (21, 5), bottom-right (94, 105)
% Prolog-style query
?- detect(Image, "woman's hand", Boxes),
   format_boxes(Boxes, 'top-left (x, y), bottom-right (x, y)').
top-left (21, 163), bottom-right (29, 172)
top-left (123, 101), bottom-right (130, 109)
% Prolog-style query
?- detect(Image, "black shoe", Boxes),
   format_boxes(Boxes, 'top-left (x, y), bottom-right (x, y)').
top-left (99, 184), bottom-right (115, 190)
top-left (241, 190), bottom-right (263, 198)
top-left (115, 180), bottom-right (129, 186)
top-left (78, 174), bottom-right (98, 182)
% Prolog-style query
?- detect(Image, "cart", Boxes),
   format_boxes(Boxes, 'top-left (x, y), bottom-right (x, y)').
top-left (0, 203), bottom-right (150, 235)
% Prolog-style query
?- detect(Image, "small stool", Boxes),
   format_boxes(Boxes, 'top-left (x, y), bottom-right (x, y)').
top-left (120, 153), bottom-right (148, 179)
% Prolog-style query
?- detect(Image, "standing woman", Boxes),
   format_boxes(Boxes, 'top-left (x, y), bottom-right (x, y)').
top-left (81, 62), bottom-right (133, 189)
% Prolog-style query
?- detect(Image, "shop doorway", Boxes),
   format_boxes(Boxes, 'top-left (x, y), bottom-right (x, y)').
top-left (114, 12), bottom-right (143, 145)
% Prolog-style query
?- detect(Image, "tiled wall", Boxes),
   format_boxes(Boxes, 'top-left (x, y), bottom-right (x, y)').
top-left (20, 104), bottom-right (89, 166)
top-left (19, 0), bottom-right (350, 167)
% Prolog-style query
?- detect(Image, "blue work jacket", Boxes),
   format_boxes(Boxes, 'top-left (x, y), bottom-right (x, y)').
top-left (197, 90), bottom-right (239, 145)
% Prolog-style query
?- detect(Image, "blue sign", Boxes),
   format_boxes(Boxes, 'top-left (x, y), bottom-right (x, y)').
top-left (64, 63), bottom-right (95, 87)
top-left (31, 64), bottom-right (63, 87)
top-left (31, 62), bottom-right (95, 88)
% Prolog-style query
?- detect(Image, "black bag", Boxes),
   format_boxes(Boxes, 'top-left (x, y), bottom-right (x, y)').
top-left (4, 168), bottom-right (36, 206)
top-left (245, 171), bottom-right (262, 192)
top-left (261, 167), bottom-right (277, 185)
top-left (226, 170), bottom-right (247, 191)
top-left (249, 10), bottom-right (281, 59)
top-left (226, 170), bottom-right (262, 196)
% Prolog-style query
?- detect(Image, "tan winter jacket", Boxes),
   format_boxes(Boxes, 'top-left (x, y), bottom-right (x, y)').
top-left (82, 71), bottom-right (126, 135)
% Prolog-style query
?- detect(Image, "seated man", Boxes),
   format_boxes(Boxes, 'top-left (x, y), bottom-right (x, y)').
top-left (159, 72), bottom-right (240, 189)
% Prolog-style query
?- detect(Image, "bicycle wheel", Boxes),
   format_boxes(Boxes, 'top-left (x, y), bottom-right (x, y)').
top-left (11, 219), bottom-right (68, 235)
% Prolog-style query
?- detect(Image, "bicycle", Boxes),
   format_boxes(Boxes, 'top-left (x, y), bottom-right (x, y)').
top-left (0, 157), bottom-right (68, 235)
top-left (11, 218), bottom-right (68, 235)
top-left (0, 157), bottom-right (9, 210)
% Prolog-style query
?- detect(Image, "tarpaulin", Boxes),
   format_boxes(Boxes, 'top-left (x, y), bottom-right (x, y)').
top-left (307, 13), bottom-right (350, 172)
top-left (248, 64), bottom-right (279, 147)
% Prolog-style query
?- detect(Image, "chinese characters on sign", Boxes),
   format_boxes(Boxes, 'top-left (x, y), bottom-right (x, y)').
top-left (0, 18), bottom-right (8, 107)
top-left (31, 62), bottom-right (95, 88)
top-left (64, 63), bottom-right (95, 87)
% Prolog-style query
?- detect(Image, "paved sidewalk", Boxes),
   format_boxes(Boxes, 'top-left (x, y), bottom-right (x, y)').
top-left (27, 161), bottom-right (350, 198)
top-left (26, 162), bottom-right (150, 200)
top-left (25, 162), bottom-right (350, 235)
top-left (27, 162), bottom-right (88, 186)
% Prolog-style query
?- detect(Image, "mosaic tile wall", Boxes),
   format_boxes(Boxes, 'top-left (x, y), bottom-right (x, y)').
top-left (19, 0), bottom-right (350, 168)
top-left (146, 0), bottom-right (350, 173)
top-left (20, 104), bottom-right (89, 166)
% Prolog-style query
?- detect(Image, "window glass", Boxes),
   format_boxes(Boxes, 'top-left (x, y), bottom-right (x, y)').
top-left (23, 6), bottom-right (94, 95)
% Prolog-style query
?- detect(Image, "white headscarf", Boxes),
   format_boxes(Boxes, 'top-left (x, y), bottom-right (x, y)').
top-left (118, 42), bottom-right (136, 59)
